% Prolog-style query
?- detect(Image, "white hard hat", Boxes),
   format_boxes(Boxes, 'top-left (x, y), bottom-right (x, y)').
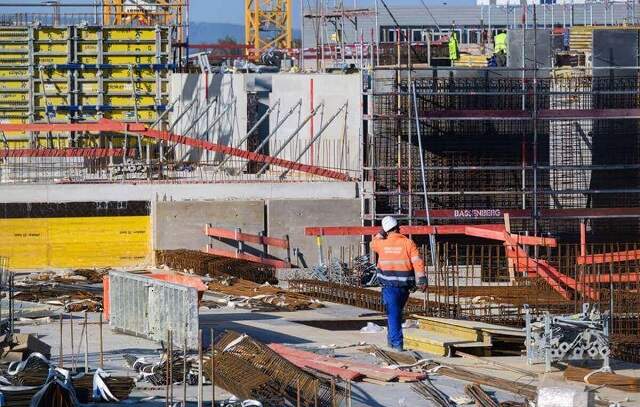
top-left (381, 216), bottom-right (398, 233)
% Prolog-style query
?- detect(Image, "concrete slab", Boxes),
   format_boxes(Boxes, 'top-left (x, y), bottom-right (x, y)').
top-left (0, 181), bottom-right (359, 203)
top-left (153, 200), bottom-right (264, 253)
top-left (13, 299), bottom-right (640, 406)
top-left (267, 198), bottom-right (362, 267)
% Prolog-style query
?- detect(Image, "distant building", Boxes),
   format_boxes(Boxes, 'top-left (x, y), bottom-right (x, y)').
top-left (303, 3), bottom-right (634, 50)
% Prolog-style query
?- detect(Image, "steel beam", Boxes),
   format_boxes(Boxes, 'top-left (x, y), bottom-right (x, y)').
top-left (202, 245), bottom-right (290, 269)
top-left (204, 225), bottom-right (289, 249)
top-left (0, 119), bottom-right (351, 181)
top-left (577, 249), bottom-right (640, 265)
top-left (417, 208), bottom-right (640, 219)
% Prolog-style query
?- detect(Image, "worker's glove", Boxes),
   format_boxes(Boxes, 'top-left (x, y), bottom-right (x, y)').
top-left (417, 276), bottom-right (428, 292)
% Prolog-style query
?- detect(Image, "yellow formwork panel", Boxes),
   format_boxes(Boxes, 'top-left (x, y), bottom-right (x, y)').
top-left (35, 82), bottom-right (70, 94)
top-left (0, 216), bottom-right (150, 269)
top-left (0, 69), bottom-right (28, 78)
top-left (103, 55), bottom-right (157, 65)
top-left (34, 28), bottom-right (67, 41)
top-left (35, 96), bottom-right (67, 106)
top-left (104, 110), bottom-right (157, 121)
top-left (0, 93), bottom-right (28, 103)
top-left (40, 71), bottom-right (68, 79)
top-left (103, 69), bottom-right (157, 78)
top-left (106, 82), bottom-right (156, 93)
top-left (103, 28), bottom-right (157, 41)
top-left (35, 55), bottom-right (68, 65)
top-left (0, 55), bottom-right (28, 64)
top-left (0, 116), bottom-right (27, 123)
top-left (0, 31), bottom-right (28, 42)
top-left (34, 43), bottom-right (68, 53)
top-left (106, 95), bottom-right (156, 105)
top-left (0, 43), bottom-right (28, 51)
top-left (0, 80), bottom-right (28, 90)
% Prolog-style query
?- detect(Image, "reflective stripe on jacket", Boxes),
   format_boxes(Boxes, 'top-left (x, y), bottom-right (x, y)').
top-left (370, 232), bottom-right (425, 288)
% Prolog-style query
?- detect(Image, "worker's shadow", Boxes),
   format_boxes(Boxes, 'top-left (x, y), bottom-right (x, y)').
top-left (199, 313), bottom-right (309, 347)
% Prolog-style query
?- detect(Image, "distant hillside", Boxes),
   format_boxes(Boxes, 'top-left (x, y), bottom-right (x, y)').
top-left (189, 22), bottom-right (245, 44)
top-left (189, 21), bottom-right (300, 44)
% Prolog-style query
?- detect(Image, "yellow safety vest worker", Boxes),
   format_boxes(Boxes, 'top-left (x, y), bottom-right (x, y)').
top-left (494, 32), bottom-right (507, 54)
top-left (448, 33), bottom-right (459, 61)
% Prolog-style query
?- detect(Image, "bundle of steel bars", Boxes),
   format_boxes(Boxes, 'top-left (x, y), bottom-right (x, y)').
top-left (215, 331), bottom-right (345, 407)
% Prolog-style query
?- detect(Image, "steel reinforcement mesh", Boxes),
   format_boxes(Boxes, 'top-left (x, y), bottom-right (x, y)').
top-left (214, 330), bottom-right (344, 407)
top-left (423, 242), bottom-right (640, 362)
top-left (367, 70), bottom-right (640, 241)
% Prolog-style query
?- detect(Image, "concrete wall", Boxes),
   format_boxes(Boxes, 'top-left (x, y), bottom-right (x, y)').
top-left (268, 74), bottom-right (362, 175)
top-left (0, 182), bottom-right (358, 203)
top-left (169, 73), bottom-right (248, 162)
top-left (153, 200), bottom-right (265, 253)
top-left (153, 197), bottom-right (362, 267)
top-left (168, 72), bottom-right (361, 178)
top-left (267, 199), bottom-right (361, 267)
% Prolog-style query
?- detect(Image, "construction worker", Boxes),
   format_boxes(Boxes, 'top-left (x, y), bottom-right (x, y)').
top-left (494, 29), bottom-right (508, 67)
top-left (370, 216), bottom-right (427, 351)
top-left (448, 31), bottom-right (459, 62)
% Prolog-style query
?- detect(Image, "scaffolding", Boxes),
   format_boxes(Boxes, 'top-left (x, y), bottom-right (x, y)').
top-left (363, 61), bottom-right (640, 242)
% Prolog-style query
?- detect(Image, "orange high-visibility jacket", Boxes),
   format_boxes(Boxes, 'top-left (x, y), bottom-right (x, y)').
top-left (370, 232), bottom-right (426, 287)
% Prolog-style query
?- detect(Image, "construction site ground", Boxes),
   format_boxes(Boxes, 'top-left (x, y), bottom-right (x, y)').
top-left (14, 298), bottom-right (640, 406)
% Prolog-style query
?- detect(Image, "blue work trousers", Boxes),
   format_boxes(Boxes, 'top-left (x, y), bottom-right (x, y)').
top-left (382, 286), bottom-right (410, 348)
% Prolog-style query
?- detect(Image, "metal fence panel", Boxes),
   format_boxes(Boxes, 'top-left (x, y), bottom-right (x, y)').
top-left (109, 271), bottom-right (199, 348)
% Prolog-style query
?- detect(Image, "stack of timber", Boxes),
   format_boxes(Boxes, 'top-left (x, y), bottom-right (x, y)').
top-left (404, 316), bottom-right (525, 357)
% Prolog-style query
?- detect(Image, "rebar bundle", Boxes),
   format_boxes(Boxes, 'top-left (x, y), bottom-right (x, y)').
top-left (202, 351), bottom-right (285, 406)
top-left (563, 365), bottom-right (640, 392)
top-left (0, 385), bottom-right (40, 407)
top-left (288, 279), bottom-right (455, 314)
top-left (123, 352), bottom-right (193, 386)
top-left (72, 373), bottom-right (135, 403)
top-left (215, 331), bottom-right (345, 407)
top-left (156, 250), bottom-right (277, 284)
top-left (464, 384), bottom-right (500, 407)
top-left (6, 354), bottom-right (51, 386)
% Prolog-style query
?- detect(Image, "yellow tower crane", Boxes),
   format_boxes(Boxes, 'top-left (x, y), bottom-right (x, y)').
top-left (245, 0), bottom-right (293, 60)
top-left (102, 0), bottom-right (186, 42)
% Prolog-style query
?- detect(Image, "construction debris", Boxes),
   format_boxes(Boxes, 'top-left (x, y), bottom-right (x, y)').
top-left (156, 250), bottom-right (277, 284)
top-left (464, 383), bottom-right (500, 407)
top-left (15, 271), bottom-right (104, 313)
top-left (289, 280), bottom-right (455, 314)
top-left (72, 370), bottom-right (135, 403)
top-left (0, 334), bottom-right (51, 363)
top-left (0, 353), bottom-right (135, 404)
top-left (206, 276), bottom-right (320, 311)
top-left (0, 385), bottom-right (41, 407)
top-left (526, 303), bottom-right (611, 372)
top-left (211, 331), bottom-right (345, 407)
top-left (123, 352), bottom-right (195, 386)
top-left (563, 365), bottom-right (640, 392)
top-left (30, 378), bottom-right (79, 407)
top-left (269, 343), bottom-right (426, 382)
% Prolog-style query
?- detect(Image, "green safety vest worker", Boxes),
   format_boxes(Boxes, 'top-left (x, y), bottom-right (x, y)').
top-left (494, 32), bottom-right (508, 54)
top-left (448, 33), bottom-right (459, 61)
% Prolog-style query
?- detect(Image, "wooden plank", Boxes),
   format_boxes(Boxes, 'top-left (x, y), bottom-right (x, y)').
top-left (269, 344), bottom-right (424, 382)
